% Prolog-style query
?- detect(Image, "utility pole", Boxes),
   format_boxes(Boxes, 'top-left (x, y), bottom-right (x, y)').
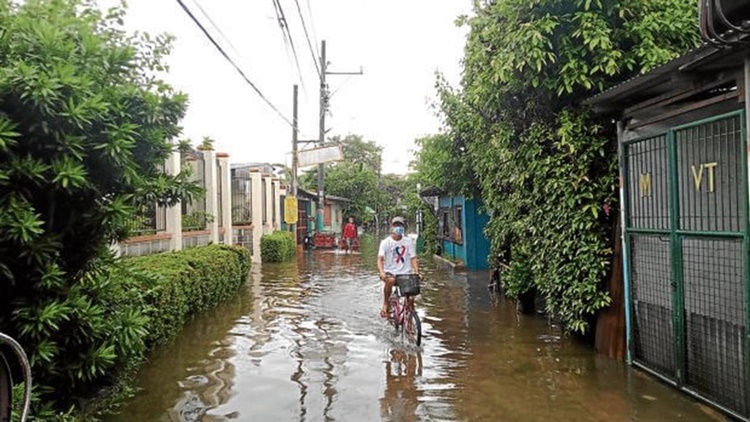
top-left (315, 40), bottom-right (363, 234)
top-left (291, 84), bottom-right (299, 242)
top-left (316, 40), bottom-right (327, 234)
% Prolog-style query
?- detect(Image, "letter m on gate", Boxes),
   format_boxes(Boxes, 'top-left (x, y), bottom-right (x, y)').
top-left (639, 172), bottom-right (652, 198)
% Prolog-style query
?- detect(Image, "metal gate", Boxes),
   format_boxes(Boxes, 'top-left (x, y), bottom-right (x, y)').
top-left (623, 110), bottom-right (749, 419)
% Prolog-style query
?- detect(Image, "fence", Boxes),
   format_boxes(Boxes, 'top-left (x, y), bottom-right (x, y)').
top-left (182, 154), bottom-right (208, 232)
top-left (623, 110), bottom-right (749, 419)
top-left (123, 204), bottom-right (166, 237)
top-left (121, 149), bottom-right (233, 256)
top-left (231, 171), bottom-right (253, 225)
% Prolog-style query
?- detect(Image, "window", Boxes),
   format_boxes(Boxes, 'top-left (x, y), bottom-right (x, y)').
top-left (437, 205), bottom-right (463, 244)
top-left (453, 205), bottom-right (463, 245)
top-left (438, 207), bottom-right (450, 239)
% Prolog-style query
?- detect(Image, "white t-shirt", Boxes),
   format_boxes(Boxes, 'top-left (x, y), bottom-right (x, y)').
top-left (378, 235), bottom-right (416, 275)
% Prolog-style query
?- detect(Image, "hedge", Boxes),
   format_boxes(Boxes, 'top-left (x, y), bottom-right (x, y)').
top-left (8, 244), bottom-right (251, 420)
top-left (261, 231), bottom-right (296, 262)
top-left (126, 244), bottom-right (251, 346)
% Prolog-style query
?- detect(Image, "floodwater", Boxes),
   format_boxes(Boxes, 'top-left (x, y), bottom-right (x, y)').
top-left (108, 240), bottom-right (727, 422)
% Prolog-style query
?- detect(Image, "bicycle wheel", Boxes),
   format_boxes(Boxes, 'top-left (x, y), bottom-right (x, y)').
top-left (0, 351), bottom-right (11, 422)
top-left (403, 307), bottom-right (422, 347)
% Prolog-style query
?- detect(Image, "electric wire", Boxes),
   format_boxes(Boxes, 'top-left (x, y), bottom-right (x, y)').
top-left (304, 0), bottom-right (320, 55)
top-left (188, 0), bottom-right (242, 58)
top-left (293, 0), bottom-right (321, 78)
top-left (176, 0), bottom-right (293, 127)
top-left (272, 0), bottom-right (307, 91)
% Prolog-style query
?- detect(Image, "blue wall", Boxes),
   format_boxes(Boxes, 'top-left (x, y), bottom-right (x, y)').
top-left (438, 196), bottom-right (490, 270)
top-left (463, 199), bottom-right (491, 270)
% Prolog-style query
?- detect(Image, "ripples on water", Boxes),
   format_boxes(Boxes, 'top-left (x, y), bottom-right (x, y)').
top-left (107, 243), bottom-right (725, 422)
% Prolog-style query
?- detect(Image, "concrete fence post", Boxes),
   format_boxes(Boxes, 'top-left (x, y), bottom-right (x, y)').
top-left (165, 150), bottom-right (182, 251)
top-left (272, 179), bottom-right (281, 230)
top-left (250, 171), bottom-right (263, 262)
top-left (263, 176), bottom-right (273, 235)
top-left (217, 153), bottom-right (232, 245)
top-left (202, 149), bottom-right (219, 244)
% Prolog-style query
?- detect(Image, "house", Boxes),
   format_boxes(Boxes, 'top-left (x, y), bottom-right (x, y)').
top-left (280, 188), bottom-right (351, 248)
top-left (280, 188), bottom-right (315, 246)
top-left (420, 187), bottom-right (491, 270)
top-left (584, 36), bottom-right (750, 419)
top-left (303, 188), bottom-right (350, 248)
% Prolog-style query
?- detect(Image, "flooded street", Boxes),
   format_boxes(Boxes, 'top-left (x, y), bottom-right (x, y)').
top-left (109, 240), bottom-right (724, 422)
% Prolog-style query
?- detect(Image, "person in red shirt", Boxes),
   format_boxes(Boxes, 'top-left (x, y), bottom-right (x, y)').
top-left (342, 217), bottom-right (357, 254)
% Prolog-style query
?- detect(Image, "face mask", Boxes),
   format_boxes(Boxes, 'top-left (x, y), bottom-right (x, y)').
top-left (393, 226), bottom-right (405, 236)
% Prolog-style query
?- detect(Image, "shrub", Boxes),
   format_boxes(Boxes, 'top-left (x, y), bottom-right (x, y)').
top-left (420, 0), bottom-right (699, 334)
top-left (7, 244), bottom-right (249, 416)
top-left (261, 231), bottom-right (296, 263)
top-left (0, 0), bottom-right (199, 410)
top-left (126, 244), bottom-right (250, 346)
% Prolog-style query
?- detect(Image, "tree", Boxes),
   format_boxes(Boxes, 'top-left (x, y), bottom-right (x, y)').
top-left (423, 0), bottom-right (699, 334)
top-left (0, 0), bottom-right (197, 403)
top-left (333, 134), bottom-right (382, 172)
top-left (301, 134), bottom-right (383, 220)
top-left (411, 133), bottom-right (475, 196)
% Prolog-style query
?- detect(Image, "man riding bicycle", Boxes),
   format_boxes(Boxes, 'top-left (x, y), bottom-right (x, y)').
top-left (377, 216), bottom-right (420, 318)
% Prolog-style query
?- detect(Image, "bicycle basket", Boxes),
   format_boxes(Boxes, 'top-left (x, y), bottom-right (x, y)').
top-left (396, 274), bottom-right (420, 296)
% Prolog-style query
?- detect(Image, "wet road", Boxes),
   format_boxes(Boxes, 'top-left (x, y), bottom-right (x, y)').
top-left (108, 239), bottom-right (726, 421)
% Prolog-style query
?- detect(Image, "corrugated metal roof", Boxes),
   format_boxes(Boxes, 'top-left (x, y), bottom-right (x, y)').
top-left (583, 43), bottom-right (720, 108)
top-left (297, 188), bottom-right (351, 203)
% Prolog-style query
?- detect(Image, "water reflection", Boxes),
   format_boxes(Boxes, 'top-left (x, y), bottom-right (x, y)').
top-left (380, 348), bottom-right (423, 422)
top-left (108, 242), bottom-right (725, 422)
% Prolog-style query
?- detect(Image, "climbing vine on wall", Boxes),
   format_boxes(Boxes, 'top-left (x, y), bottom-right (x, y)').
top-left (420, 0), bottom-right (700, 333)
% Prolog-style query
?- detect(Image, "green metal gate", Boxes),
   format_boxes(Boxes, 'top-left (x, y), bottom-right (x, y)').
top-left (623, 110), bottom-right (749, 419)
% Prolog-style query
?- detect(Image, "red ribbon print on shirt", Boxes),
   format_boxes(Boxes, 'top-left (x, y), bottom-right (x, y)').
top-left (395, 245), bottom-right (406, 264)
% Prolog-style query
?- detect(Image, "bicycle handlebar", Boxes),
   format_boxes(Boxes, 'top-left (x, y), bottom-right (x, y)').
top-left (0, 332), bottom-right (31, 422)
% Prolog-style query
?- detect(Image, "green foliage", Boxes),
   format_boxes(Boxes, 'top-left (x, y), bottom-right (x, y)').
top-left (6, 244), bottom-right (249, 418)
top-left (411, 133), bottom-right (475, 197)
top-left (181, 211), bottom-right (213, 231)
top-left (198, 136), bottom-right (215, 151)
top-left (0, 0), bottom-right (201, 413)
top-left (335, 134), bottom-right (383, 171)
top-left (261, 231), bottom-right (296, 263)
top-left (460, 0), bottom-right (699, 107)
top-left (301, 134), bottom-right (382, 220)
top-left (124, 244), bottom-right (250, 346)
top-left (13, 383), bottom-right (77, 421)
top-left (417, 0), bottom-right (699, 333)
top-left (502, 250), bottom-right (534, 299)
top-left (299, 134), bottom-right (424, 229)
top-left (416, 203), bottom-right (438, 256)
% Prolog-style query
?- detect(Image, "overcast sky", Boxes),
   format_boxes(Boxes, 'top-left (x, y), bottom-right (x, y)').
top-left (102, 0), bottom-right (471, 174)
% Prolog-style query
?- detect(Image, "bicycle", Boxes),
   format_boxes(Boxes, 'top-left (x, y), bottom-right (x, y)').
top-left (0, 332), bottom-right (31, 422)
top-left (386, 274), bottom-right (422, 347)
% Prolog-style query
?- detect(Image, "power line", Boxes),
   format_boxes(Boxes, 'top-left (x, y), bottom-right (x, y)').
top-left (175, 0), bottom-right (293, 127)
top-left (188, 0), bottom-right (241, 59)
top-left (329, 74), bottom-right (354, 99)
top-left (272, 0), bottom-right (307, 91)
top-left (304, 0), bottom-right (319, 56)
top-left (293, 0), bottom-right (321, 78)
top-left (270, 0), bottom-right (289, 49)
